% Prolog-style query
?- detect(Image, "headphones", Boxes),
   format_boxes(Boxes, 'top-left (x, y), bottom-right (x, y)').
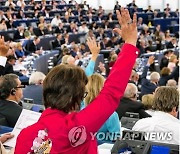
top-left (11, 89), bottom-right (16, 96)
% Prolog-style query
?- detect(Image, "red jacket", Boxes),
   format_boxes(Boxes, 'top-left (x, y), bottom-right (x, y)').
top-left (15, 44), bottom-right (139, 154)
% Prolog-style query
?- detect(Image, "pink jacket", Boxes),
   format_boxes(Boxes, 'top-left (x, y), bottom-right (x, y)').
top-left (15, 44), bottom-right (139, 154)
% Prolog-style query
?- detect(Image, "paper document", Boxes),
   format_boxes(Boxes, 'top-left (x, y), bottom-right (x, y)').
top-left (98, 143), bottom-right (114, 154)
top-left (3, 109), bottom-right (41, 148)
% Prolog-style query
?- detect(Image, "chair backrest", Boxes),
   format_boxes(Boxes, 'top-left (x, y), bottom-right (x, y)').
top-left (7, 33), bottom-right (14, 41)
top-left (121, 117), bottom-right (139, 130)
top-left (49, 40), bottom-right (54, 50)
top-left (30, 22), bottom-right (37, 28)
top-left (125, 112), bottom-right (139, 119)
top-left (22, 102), bottom-right (34, 110)
top-left (20, 22), bottom-right (27, 27)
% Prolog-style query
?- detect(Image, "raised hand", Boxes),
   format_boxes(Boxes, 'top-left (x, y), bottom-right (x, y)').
top-left (0, 35), bottom-right (5, 44)
top-left (113, 8), bottom-right (137, 46)
top-left (87, 37), bottom-right (100, 61)
top-left (0, 35), bottom-right (9, 57)
top-left (147, 56), bottom-right (155, 65)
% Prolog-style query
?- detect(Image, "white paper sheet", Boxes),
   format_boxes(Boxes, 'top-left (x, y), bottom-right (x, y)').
top-left (98, 143), bottom-right (114, 154)
top-left (3, 109), bottom-right (41, 148)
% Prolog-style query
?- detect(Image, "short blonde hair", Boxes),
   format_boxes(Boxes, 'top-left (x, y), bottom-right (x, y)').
top-left (142, 94), bottom-right (154, 110)
top-left (169, 55), bottom-right (177, 62)
top-left (61, 55), bottom-right (70, 64)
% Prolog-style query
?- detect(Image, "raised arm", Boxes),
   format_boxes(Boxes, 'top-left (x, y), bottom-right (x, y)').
top-left (76, 8), bottom-right (139, 133)
top-left (85, 39), bottom-right (100, 76)
top-left (141, 56), bottom-right (154, 81)
top-left (0, 36), bottom-right (9, 76)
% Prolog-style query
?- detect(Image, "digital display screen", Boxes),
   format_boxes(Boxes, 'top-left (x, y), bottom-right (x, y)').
top-left (150, 145), bottom-right (170, 154)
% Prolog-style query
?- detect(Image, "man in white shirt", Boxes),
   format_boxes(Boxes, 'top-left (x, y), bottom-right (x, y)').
top-left (132, 86), bottom-right (179, 145)
top-left (16, 0), bottom-right (26, 7)
top-left (51, 15), bottom-right (62, 27)
top-left (78, 22), bottom-right (89, 33)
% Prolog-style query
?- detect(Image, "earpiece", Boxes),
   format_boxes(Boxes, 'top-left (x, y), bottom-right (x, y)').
top-left (11, 89), bottom-right (16, 95)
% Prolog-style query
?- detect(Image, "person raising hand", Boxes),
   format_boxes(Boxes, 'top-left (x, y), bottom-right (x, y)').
top-left (15, 8), bottom-right (139, 154)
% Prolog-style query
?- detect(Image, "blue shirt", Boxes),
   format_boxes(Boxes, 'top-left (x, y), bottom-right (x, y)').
top-left (98, 112), bottom-right (121, 141)
top-left (85, 60), bottom-right (95, 77)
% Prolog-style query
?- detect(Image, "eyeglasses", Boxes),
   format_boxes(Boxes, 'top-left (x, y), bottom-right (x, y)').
top-left (84, 92), bottom-right (88, 98)
top-left (15, 85), bottom-right (25, 89)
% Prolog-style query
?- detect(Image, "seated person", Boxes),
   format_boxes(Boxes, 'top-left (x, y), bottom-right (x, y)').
top-left (129, 70), bottom-right (139, 86)
top-left (166, 79), bottom-right (177, 88)
top-left (52, 34), bottom-right (62, 49)
top-left (0, 74), bottom-right (23, 127)
top-left (167, 54), bottom-right (178, 73)
top-left (14, 26), bottom-right (25, 40)
top-left (4, 55), bottom-right (23, 77)
top-left (25, 36), bottom-right (42, 55)
top-left (23, 72), bottom-right (46, 105)
top-left (15, 42), bottom-right (25, 59)
top-left (159, 50), bottom-right (173, 70)
top-left (85, 73), bottom-right (120, 142)
top-left (140, 56), bottom-right (160, 97)
top-left (141, 94), bottom-right (154, 116)
top-left (159, 67), bottom-right (178, 86)
top-left (133, 86), bottom-right (179, 145)
top-left (15, 8), bottom-right (140, 153)
top-left (116, 83), bottom-right (151, 119)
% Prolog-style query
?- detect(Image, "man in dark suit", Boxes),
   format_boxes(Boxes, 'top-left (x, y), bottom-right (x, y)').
top-left (55, 23), bottom-right (64, 34)
top-left (14, 26), bottom-right (25, 40)
top-left (52, 34), bottom-right (62, 49)
top-left (4, 55), bottom-right (23, 76)
top-left (114, 1), bottom-right (121, 13)
top-left (25, 36), bottom-right (42, 55)
top-left (127, 0), bottom-right (137, 8)
top-left (116, 83), bottom-right (150, 120)
top-left (0, 74), bottom-right (23, 127)
top-left (159, 50), bottom-right (172, 70)
top-left (140, 56), bottom-right (160, 98)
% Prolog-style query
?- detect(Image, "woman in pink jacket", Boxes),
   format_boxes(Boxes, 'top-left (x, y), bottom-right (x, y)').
top-left (15, 8), bottom-right (139, 154)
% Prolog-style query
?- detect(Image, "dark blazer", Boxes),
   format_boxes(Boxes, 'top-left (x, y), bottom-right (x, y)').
top-left (23, 85), bottom-right (43, 105)
top-left (55, 27), bottom-right (64, 34)
top-left (4, 63), bottom-right (23, 76)
top-left (0, 66), bottom-right (5, 76)
top-left (159, 66), bottom-right (179, 86)
top-left (0, 100), bottom-right (22, 127)
top-left (14, 30), bottom-right (24, 40)
top-left (116, 97), bottom-right (151, 120)
top-left (52, 39), bottom-right (61, 49)
top-left (160, 56), bottom-right (169, 70)
top-left (26, 41), bottom-right (39, 53)
top-left (141, 65), bottom-right (158, 96)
